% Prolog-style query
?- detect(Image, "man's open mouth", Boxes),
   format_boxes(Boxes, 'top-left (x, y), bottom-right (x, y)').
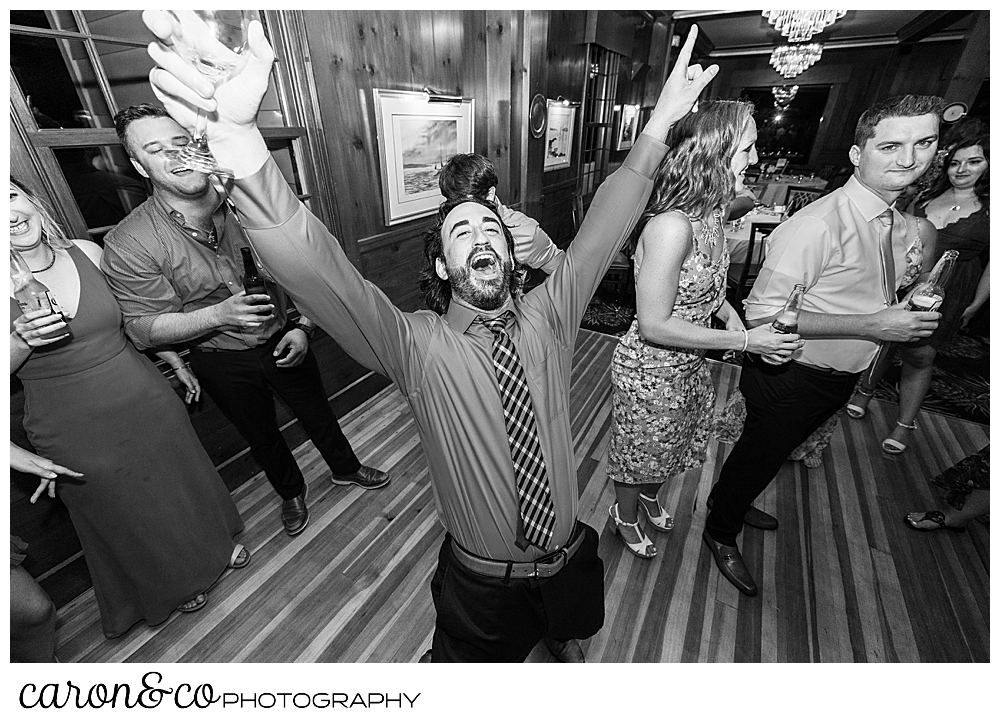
top-left (469, 249), bottom-right (500, 280)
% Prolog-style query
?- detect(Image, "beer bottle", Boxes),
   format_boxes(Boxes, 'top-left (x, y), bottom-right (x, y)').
top-left (906, 250), bottom-right (958, 312)
top-left (10, 249), bottom-right (72, 342)
top-left (772, 283), bottom-right (805, 334)
top-left (240, 247), bottom-right (268, 296)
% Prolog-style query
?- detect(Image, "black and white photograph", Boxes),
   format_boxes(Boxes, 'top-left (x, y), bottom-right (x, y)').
top-left (7, 7), bottom-right (990, 719)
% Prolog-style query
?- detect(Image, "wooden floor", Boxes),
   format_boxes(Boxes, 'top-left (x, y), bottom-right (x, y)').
top-left (55, 330), bottom-right (990, 663)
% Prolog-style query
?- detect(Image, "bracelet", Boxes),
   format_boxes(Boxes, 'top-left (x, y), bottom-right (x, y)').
top-left (740, 329), bottom-right (749, 353)
top-left (171, 363), bottom-right (191, 371)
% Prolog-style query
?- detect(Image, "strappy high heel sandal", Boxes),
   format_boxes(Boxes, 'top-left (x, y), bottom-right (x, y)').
top-left (638, 493), bottom-right (674, 532)
top-left (608, 503), bottom-right (656, 558)
top-left (846, 388), bottom-right (874, 419)
top-left (882, 420), bottom-right (916, 455)
top-left (228, 544), bottom-right (251, 569)
top-left (177, 593), bottom-right (207, 613)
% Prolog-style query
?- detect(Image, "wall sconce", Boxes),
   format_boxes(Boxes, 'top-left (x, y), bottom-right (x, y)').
top-left (555, 96), bottom-right (578, 107)
top-left (423, 86), bottom-right (463, 104)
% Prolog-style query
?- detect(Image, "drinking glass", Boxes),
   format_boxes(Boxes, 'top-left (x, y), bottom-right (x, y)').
top-left (166, 10), bottom-right (260, 177)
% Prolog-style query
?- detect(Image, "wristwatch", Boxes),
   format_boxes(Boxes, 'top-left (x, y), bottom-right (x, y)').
top-left (293, 322), bottom-right (316, 340)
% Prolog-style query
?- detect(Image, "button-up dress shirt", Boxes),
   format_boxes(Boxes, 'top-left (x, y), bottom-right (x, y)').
top-left (228, 134), bottom-right (666, 561)
top-left (745, 174), bottom-right (916, 372)
top-left (101, 194), bottom-right (287, 350)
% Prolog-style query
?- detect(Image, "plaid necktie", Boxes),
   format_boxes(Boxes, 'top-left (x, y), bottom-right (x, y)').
top-left (478, 313), bottom-right (555, 551)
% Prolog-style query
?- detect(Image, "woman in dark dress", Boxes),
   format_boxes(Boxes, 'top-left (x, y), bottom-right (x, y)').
top-left (845, 134), bottom-right (989, 454)
top-left (10, 178), bottom-right (249, 639)
top-left (905, 445), bottom-right (989, 531)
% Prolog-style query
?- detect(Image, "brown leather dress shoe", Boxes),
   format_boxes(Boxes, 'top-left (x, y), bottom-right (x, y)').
top-left (702, 530), bottom-right (758, 596)
top-left (331, 465), bottom-right (391, 490)
top-left (706, 497), bottom-right (778, 530)
top-left (281, 484), bottom-right (309, 536)
top-left (544, 638), bottom-right (585, 663)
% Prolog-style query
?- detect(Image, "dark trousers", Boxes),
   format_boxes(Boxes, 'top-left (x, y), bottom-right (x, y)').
top-left (706, 356), bottom-right (859, 546)
top-left (188, 329), bottom-right (360, 500)
top-left (429, 523), bottom-right (604, 662)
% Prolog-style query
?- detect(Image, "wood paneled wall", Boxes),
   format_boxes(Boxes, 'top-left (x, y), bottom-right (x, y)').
top-left (710, 39), bottom-right (966, 167)
top-left (300, 10), bottom-right (526, 311)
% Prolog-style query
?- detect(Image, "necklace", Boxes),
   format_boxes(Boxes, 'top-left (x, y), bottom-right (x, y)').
top-left (949, 188), bottom-right (977, 212)
top-left (28, 244), bottom-right (57, 273)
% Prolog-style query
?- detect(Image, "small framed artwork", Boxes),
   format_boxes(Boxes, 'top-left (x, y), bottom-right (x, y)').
top-left (373, 89), bottom-right (475, 226)
top-left (544, 100), bottom-right (577, 172)
top-left (615, 103), bottom-right (640, 151)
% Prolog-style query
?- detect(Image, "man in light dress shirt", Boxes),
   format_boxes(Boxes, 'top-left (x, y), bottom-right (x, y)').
top-left (703, 95), bottom-right (945, 596)
top-left (141, 13), bottom-right (717, 662)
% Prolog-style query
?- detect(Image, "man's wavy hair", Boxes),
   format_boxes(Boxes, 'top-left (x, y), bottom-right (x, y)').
top-left (10, 176), bottom-right (74, 250)
top-left (924, 133), bottom-right (990, 211)
top-left (633, 99), bottom-right (755, 250)
top-left (439, 153), bottom-right (498, 201)
top-left (854, 95), bottom-right (945, 148)
top-left (419, 197), bottom-right (524, 315)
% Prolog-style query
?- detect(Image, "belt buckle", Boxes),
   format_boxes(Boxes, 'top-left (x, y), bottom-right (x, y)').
top-left (532, 547), bottom-right (567, 579)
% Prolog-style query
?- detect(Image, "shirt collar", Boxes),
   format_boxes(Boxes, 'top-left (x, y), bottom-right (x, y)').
top-left (153, 189), bottom-right (229, 249)
top-left (843, 174), bottom-right (897, 222)
top-left (445, 294), bottom-right (514, 333)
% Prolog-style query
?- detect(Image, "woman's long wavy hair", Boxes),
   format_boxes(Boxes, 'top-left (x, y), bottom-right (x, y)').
top-left (419, 196), bottom-right (524, 315)
top-left (10, 176), bottom-right (74, 249)
top-left (631, 100), bottom-right (755, 251)
top-left (924, 134), bottom-right (990, 211)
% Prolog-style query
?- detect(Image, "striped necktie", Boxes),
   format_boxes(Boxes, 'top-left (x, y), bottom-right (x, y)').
top-left (478, 313), bottom-right (556, 552)
top-left (876, 209), bottom-right (898, 305)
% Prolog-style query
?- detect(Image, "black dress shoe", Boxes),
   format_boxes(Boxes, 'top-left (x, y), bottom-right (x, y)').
top-left (702, 530), bottom-right (758, 596)
top-left (331, 465), bottom-right (391, 490)
top-left (418, 649), bottom-right (433, 663)
top-left (282, 484), bottom-right (309, 536)
top-left (544, 638), bottom-right (585, 663)
top-left (706, 496), bottom-right (778, 531)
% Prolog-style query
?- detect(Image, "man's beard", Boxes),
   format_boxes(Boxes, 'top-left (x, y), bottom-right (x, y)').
top-left (447, 256), bottom-right (513, 311)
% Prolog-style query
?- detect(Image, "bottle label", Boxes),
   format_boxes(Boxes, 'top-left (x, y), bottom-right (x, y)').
top-left (907, 293), bottom-right (942, 312)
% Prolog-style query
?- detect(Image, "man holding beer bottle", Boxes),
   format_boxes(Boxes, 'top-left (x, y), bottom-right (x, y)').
top-left (100, 104), bottom-right (390, 537)
top-left (703, 95), bottom-right (944, 596)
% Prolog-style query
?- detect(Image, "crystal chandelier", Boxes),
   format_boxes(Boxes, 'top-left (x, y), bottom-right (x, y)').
top-left (770, 44), bottom-right (823, 79)
top-left (763, 10), bottom-right (846, 43)
top-left (772, 85), bottom-right (799, 108)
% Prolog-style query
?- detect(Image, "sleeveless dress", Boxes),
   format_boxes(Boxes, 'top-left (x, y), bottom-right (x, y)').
top-left (607, 214), bottom-right (729, 486)
top-left (10, 245), bottom-right (244, 638)
top-left (913, 204), bottom-right (989, 348)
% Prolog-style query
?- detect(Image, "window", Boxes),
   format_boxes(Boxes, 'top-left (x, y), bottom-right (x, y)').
top-left (10, 10), bottom-right (311, 243)
top-left (579, 45), bottom-right (623, 199)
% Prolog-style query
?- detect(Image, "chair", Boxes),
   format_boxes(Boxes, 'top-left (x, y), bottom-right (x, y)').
top-left (727, 221), bottom-right (778, 313)
top-left (785, 186), bottom-right (824, 216)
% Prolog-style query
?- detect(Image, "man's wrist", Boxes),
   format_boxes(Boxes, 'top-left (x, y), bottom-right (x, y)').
top-left (292, 321), bottom-right (316, 339)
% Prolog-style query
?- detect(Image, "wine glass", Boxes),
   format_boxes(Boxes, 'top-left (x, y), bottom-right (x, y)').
top-left (165, 10), bottom-right (260, 177)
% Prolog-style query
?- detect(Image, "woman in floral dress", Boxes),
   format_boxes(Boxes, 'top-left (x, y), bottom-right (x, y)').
top-left (606, 101), bottom-right (803, 558)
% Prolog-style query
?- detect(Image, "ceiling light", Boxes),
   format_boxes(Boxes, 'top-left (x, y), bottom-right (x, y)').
top-left (772, 85), bottom-right (799, 108)
top-left (770, 44), bottom-right (823, 79)
top-left (763, 10), bottom-right (846, 43)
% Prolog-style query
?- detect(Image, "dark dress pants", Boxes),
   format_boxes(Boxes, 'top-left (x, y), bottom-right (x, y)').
top-left (188, 329), bottom-right (360, 501)
top-left (430, 523), bottom-right (604, 662)
top-left (705, 355), bottom-right (859, 546)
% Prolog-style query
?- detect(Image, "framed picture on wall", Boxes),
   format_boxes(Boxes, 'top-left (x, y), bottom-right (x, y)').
top-left (373, 89), bottom-right (475, 226)
top-left (544, 100), bottom-right (577, 171)
top-left (615, 103), bottom-right (640, 151)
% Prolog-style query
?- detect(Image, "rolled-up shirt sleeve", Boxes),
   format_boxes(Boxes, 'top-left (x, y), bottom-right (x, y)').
top-left (100, 234), bottom-right (183, 349)
top-left (500, 205), bottom-right (565, 274)
top-left (744, 215), bottom-right (832, 321)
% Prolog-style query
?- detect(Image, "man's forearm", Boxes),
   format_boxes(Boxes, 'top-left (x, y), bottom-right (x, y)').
top-left (146, 307), bottom-right (221, 346)
top-left (749, 310), bottom-right (875, 339)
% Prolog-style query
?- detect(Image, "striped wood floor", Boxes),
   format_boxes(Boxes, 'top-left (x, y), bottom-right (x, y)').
top-left (54, 330), bottom-right (990, 663)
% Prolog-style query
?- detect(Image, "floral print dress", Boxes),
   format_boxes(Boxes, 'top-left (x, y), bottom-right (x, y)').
top-left (607, 212), bottom-right (729, 486)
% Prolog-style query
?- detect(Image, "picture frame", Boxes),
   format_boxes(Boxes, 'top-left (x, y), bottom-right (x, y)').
top-left (372, 89), bottom-right (475, 226)
top-left (615, 103), bottom-right (640, 151)
top-left (544, 100), bottom-right (577, 171)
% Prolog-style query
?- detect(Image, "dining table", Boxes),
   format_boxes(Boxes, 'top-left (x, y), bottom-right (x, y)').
top-left (752, 174), bottom-right (828, 206)
top-left (724, 208), bottom-right (788, 287)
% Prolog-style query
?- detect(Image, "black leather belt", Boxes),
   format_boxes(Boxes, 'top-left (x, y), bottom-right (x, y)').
top-left (450, 522), bottom-right (585, 580)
